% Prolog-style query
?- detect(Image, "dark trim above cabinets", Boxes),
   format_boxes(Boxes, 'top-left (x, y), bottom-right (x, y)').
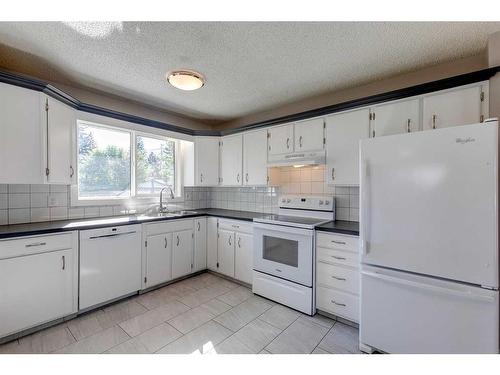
top-left (1, 66), bottom-right (499, 138)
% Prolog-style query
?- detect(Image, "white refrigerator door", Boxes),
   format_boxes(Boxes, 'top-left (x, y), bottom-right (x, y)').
top-left (360, 122), bottom-right (498, 287)
top-left (360, 266), bottom-right (499, 353)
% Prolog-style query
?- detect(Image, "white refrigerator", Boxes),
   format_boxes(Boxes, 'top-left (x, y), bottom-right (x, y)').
top-left (359, 120), bottom-right (499, 354)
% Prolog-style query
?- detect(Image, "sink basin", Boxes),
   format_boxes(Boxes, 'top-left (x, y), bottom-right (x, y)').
top-left (138, 210), bottom-right (198, 219)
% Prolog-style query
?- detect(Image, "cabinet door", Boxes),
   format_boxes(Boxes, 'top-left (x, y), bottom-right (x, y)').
top-left (294, 118), bottom-right (324, 152)
top-left (220, 134), bottom-right (243, 185)
top-left (44, 96), bottom-right (76, 184)
top-left (172, 229), bottom-right (194, 279)
top-left (217, 229), bottom-right (235, 277)
top-left (423, 85), bottom-right (483, 130)
top-left (325, 108), bottom-right (370, 185)
top-left (193, 218), bottom-right (207, 272)
top-left (243, 130), bottom-right (268, 186)
top-left (0, 83), bottom-right (44, 184)
top-left (372, 98), bottom-right (420, 137)
top-left (145, 233), bottom-right (172, 288)
top-left (195, 137), bottom-right (219, 186)
top-left (0, 248), bottom-right (75, 338)
top-left (268, 124), bottom-right (294, 155)
top-left (234, 232), bottom-right (253, 284)
top-left (207, 217), bottom-right (218, 271)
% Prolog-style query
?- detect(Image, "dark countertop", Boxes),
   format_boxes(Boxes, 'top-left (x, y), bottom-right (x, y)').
top-left (0, 208), bottom-right (268, 239)
top-left (314, 220), bottom-right (359, 236)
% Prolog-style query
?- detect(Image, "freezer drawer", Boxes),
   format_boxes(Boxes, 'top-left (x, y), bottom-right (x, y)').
top-left (360, 266), bottom-right (499, 353)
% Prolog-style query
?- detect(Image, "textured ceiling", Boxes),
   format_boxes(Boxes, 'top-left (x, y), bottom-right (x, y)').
top-left (0, 22), bottom-right (499, 123)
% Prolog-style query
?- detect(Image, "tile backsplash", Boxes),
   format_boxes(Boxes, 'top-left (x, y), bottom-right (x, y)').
top-left (0, 166), bottom-right (359, 225)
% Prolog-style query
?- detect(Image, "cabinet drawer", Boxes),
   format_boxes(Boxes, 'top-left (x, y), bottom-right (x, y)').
top-left (0, 232), bottom-right (74, 260)
top-left (219, 219), bottom-right (253, 234)
top-left (317, 262), bottom-right (359, 295)
top-left (316, 232), bottom-right (359, 253)
top-left (317, 286), bottom-right (359, 323)
top-left (144, 219), bottom-right (193, 236)
top-left (317, 246), bottom-right (359, 268)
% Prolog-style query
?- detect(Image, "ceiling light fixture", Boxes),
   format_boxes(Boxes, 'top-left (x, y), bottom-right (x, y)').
top-left (166, 70), bottom-right (205, 91)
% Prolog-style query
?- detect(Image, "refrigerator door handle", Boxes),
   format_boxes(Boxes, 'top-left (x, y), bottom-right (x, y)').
top-left (360, 159), bottom-right (369, 256)
top-left (362, 270), bottom-right (496, 303)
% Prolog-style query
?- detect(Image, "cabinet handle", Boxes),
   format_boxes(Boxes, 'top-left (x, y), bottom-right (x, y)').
top-left (286, 138), bottom-right (290, 149)
top-left (237, 173), bottom-right (240, 183)
top-left (200, 173), bottom-right (204, 183)
top-left (228, 236), bottom-right (232, 246)
top-left (331, 240), bottom-right (346, 245)
top-left (245, 173), bottom-right (249, 183)
top-left (25, 242), bottom-right (46, 248)
top-left (176, 235), bottom-right (180, 246)
top-left (165, 237), bottom-right (168, 248)
top-left (331, 255), bottom-right (346, 260)
top-left (331, 168), bottom-right (335, 181)
top-left (197, 221), bottom-right (201, 231)
top-left (299, 136), bottom-right (303, 148)
top-left (432, 114), bottom-right (437, 129)
top-left (331, 300), bottom-right (346, 307)
top-left (407, 119), bottom-right (411, 133)
top-left (232, 224), bottom-right (240, 229)
top-left (62, 255), bottom-right (66, 270)
top-left (70, 165), bottom-right (74, 178)
top-left (238, 237), bottom-right (241, 248)
top-left (331, 275), bottom-right (346, 281)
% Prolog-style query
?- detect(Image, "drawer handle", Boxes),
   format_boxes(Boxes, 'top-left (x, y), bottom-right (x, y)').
top-left (331, 255), bottom-right (346, 260)
top-left (331, 300), bottom-right (346, 307)
top-left (232, 225), bottom-right (240, 229)
top-left (331, 240), bottom-right (346, 245)
top-left (331, 275), bottom-right (346, 281)
top-left (25, 242), bottom-right (47, 248)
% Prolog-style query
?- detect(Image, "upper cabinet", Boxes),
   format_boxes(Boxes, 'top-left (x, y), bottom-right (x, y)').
top-left (183, 136), bottom-right (220, 187)
top-left (0, 84), bottom-right (76, 185)
top-left (370, 98), bottom-right (420, 137)
top-left (268, 124), bottom-right (294, 155)
top-left (243, 129), bottom-right (268, 186)
top-left (0, 83), bottom-right (45, 184)
top-left (294, 118), bottom-right (325, 152)
top-left (43, 95), bottom-right (77, 185)
top-left (267, 119), bottom-right (324, 156)
top-left (422, 83), bottom-right (487, 130)
top-left (325, 108), bottom-right (370, 186)
top-left (220, 134), bottom-right (243, 186)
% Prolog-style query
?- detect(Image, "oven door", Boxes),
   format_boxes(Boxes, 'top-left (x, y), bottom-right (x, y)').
top-left (253, 222), bottom-right (314, 287)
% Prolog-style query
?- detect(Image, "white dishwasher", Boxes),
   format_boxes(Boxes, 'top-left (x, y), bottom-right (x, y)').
top-left (79, 224), bottom-right (142, 310)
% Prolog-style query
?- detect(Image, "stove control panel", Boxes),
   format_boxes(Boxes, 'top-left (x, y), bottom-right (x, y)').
top-left (279, 195), bottom-right (334, 211)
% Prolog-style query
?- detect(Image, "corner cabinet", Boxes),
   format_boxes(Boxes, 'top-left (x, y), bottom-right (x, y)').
top-left (220, 134), bottom-right (243, 186)
top-left (0, 232), bottom-right (78, 340)
top-left (325, 108), bottom-right (370, 185)
top-left (183, 136), bottom-right (220, 187)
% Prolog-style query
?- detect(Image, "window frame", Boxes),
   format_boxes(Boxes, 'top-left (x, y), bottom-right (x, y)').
top-left (71, 119), bottom-right (184, 207)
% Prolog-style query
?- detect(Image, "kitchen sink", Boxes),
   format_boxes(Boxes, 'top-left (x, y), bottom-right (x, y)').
top-left (138, 210), bottom-right (198, 220)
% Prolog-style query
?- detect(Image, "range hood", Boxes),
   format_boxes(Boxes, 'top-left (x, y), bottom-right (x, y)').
top-left (267, 150), bottom-right (326, 167)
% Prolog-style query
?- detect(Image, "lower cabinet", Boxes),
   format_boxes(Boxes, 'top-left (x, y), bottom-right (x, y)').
top-left (172, 229), bottom-right (194, 279)
top-left (144, 233), bottom-right (172, 287)
top-left (316, 231), bottom-right (360, 323)
top-left (0, 232), bottom-right (78, 339)
top-left (193, 217), bottom-right (207, 272)
top-left (207, 217), bottom-right (219, 271)
top-left (143, 219), bottom-right (193, 289)
top-left (215, 219), bottom-right (254, 284)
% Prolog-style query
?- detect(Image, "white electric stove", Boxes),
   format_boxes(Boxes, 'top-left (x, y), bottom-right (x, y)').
top-left (252, 195), bottom-right (335, 315)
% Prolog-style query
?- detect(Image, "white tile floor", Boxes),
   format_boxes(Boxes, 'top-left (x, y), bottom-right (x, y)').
top-left (0, 273), bottom-right (361, 354)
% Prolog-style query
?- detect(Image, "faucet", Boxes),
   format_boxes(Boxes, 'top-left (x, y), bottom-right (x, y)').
top-left (159, 186), bottom-right (175, 213)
